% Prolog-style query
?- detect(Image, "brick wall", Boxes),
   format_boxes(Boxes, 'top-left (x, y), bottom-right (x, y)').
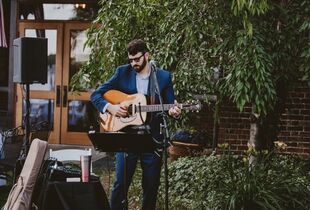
top-left (192, 86), bottom-right (310, 159)
top-left (217, 103), bottom-right (251, 155)
top-left (277, 86), bottom-right (310, 159)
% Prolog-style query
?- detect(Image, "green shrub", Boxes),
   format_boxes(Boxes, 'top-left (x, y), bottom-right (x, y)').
top-left (161, 153), bottom-right (310, 210)
top-left (97, 152), bottom-right (310, 210)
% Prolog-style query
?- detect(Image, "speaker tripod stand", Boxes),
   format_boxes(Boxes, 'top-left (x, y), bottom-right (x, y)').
top-left (13, 83), bottom-right (32, 183)
top-left (12, 37), bottom-right (48, 183)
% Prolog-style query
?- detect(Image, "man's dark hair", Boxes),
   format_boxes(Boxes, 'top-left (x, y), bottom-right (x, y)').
top-left (127, 39), bottom-right (149, 55)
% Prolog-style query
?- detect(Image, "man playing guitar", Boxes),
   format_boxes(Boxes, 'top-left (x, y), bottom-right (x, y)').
top-left (90, 39), bottom-right (181, 210)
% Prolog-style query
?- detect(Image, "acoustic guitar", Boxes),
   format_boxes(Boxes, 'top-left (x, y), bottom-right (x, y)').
top-left (99, 90), bottom-right (202, 132)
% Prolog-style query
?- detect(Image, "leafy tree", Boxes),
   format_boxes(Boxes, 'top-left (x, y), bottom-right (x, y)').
top-left (71, 0), bottom-right (310, 149)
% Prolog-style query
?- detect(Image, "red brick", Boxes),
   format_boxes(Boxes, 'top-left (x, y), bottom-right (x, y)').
top-left (291, 131), bottom-right (302, 136)
top-left (301, 132), bottom-right (310, 136)
top-left (279, 126), bottom-right (288, 130)
top-left (227, 140), bottom-right (238, 145)
top-left (302, 148), bottom-right (310, 154)
top-left (294, 87), bottom-right (310, 92)
top-left (238, 134), bottom-right (249, 139)
top-left (278, 131), bottom-right (290, 136)
top-left (301, 110), bottom-right (310, 115)
top-left (286, 110), bottom-right (301, 115)
top-left (290, 121), bottom-right (300, 126)
top-left (287, 126), bottom-right (303, 131)
top-left (301, 98), bottom-right (310, 103)
top-left (229, 145), bottom-right (238, 150)
top-left (237, 145), bottom-right (248, 151)
top-left (304, 116), bottom-right (310, 120)
top-left (286, 147), bottom-right (304, 153)
top-left (289, 92), bottom-right (305, 98)
top-left (227, 134), bottom-right (238, 139)
top-left (297, 142), bottom-right (310, 148)
top-left (280, 115), bottom-right (290, 120)
top-left (293, 98), bottom-right (305, 103)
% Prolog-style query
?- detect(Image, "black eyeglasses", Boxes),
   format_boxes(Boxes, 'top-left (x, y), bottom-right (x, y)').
top-left (128, 53), bottom-right (145, 63)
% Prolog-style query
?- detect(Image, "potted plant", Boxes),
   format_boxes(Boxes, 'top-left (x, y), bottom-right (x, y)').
top-left (168, 128), bottom-right (212, 160)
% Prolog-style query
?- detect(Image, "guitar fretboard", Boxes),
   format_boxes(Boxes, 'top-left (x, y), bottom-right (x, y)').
top-left (136, 104), bottom-right (198, 112)
top-left (138, 104), bottom-right (175, 112)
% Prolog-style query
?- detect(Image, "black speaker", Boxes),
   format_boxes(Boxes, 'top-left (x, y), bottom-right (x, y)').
top-left (13, 37), bottom-right (48, 84)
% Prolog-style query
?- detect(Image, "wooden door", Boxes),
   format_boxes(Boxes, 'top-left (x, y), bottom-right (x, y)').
top-left (16, 22), bottom-right (92, 145)
top-left (61, 22), bottom-right (92, 145)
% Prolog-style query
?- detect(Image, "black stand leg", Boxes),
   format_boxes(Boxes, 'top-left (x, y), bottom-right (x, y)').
top-left (23, 83), bottom-right (31, 155)
top-left (151, 67), bottom-right (171, 210)
top-left (161, 124), bottom-right (169, 210)
top-left (122, 152), bottom-right (128, 210)
top-left (13, 83), bottom-right (31, 183)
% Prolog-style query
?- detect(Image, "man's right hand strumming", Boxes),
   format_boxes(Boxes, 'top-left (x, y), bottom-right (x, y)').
top-left (107, 104), bottom-right (128, 117)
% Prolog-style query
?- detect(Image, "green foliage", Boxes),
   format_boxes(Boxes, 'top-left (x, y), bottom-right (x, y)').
top-left (220, 33), bottom-right (276, 115)
top-left (299, 1), bottom-right (310, 85)
top-left (163, 154), bottom-right (310, 210)
top-left (95, 151), bottom-right (310, 210)
top-left (70, 0), bottom-right (310, 119)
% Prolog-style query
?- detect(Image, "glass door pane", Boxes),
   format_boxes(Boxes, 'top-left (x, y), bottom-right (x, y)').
top-left (68, 100), bottom-right (91, 132)
top-left (22, 99), bottom-right (54, 127)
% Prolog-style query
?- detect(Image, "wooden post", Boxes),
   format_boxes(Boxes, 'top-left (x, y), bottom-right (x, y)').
top-left (8, 0), bottom-right (18, 127)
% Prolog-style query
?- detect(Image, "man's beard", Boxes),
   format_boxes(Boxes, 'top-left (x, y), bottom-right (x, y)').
top-left (133, 57), bottom-right (147, 73)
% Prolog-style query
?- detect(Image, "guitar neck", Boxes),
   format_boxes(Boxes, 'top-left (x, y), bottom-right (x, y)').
top-left (138, 104), bottom-right (195, 112)
top-left (139, 104), bottom-right (173, 112)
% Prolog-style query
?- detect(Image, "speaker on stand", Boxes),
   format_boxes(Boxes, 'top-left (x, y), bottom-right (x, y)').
top-left (13, 37), bottom-right (48, 158)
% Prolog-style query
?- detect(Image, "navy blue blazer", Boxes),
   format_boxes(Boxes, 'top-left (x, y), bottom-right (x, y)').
top-left (90, 64), bottom-right (175, 140)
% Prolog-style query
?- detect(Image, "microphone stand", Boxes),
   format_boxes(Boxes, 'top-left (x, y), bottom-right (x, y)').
top-left (151, 64), bottom-right (171, 210)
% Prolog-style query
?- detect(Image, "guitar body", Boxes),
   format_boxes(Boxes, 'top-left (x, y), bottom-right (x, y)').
top-left (100, 90), bottom-right (147, 132)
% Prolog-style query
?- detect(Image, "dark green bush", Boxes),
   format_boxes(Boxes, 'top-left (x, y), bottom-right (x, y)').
top-left (161, 153), bottom-right (310, 210)
top-left (97, 152), bottom-right (310, 210)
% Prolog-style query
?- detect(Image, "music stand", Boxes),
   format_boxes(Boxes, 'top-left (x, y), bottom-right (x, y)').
top-left (88, 131), bottom-right (156, 153)
top-left (88, 131), bottom-right (157, 210)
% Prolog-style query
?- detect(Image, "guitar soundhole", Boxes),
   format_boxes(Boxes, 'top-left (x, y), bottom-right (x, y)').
top-left (128, 104), bottom-right (133, 115)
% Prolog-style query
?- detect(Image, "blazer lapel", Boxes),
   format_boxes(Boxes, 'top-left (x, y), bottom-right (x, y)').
top-left (129, 68), bottom-right (138, 93)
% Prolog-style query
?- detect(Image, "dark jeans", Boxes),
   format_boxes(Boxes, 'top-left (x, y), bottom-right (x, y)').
top-left (110, 152), bottom-right (162, 210)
